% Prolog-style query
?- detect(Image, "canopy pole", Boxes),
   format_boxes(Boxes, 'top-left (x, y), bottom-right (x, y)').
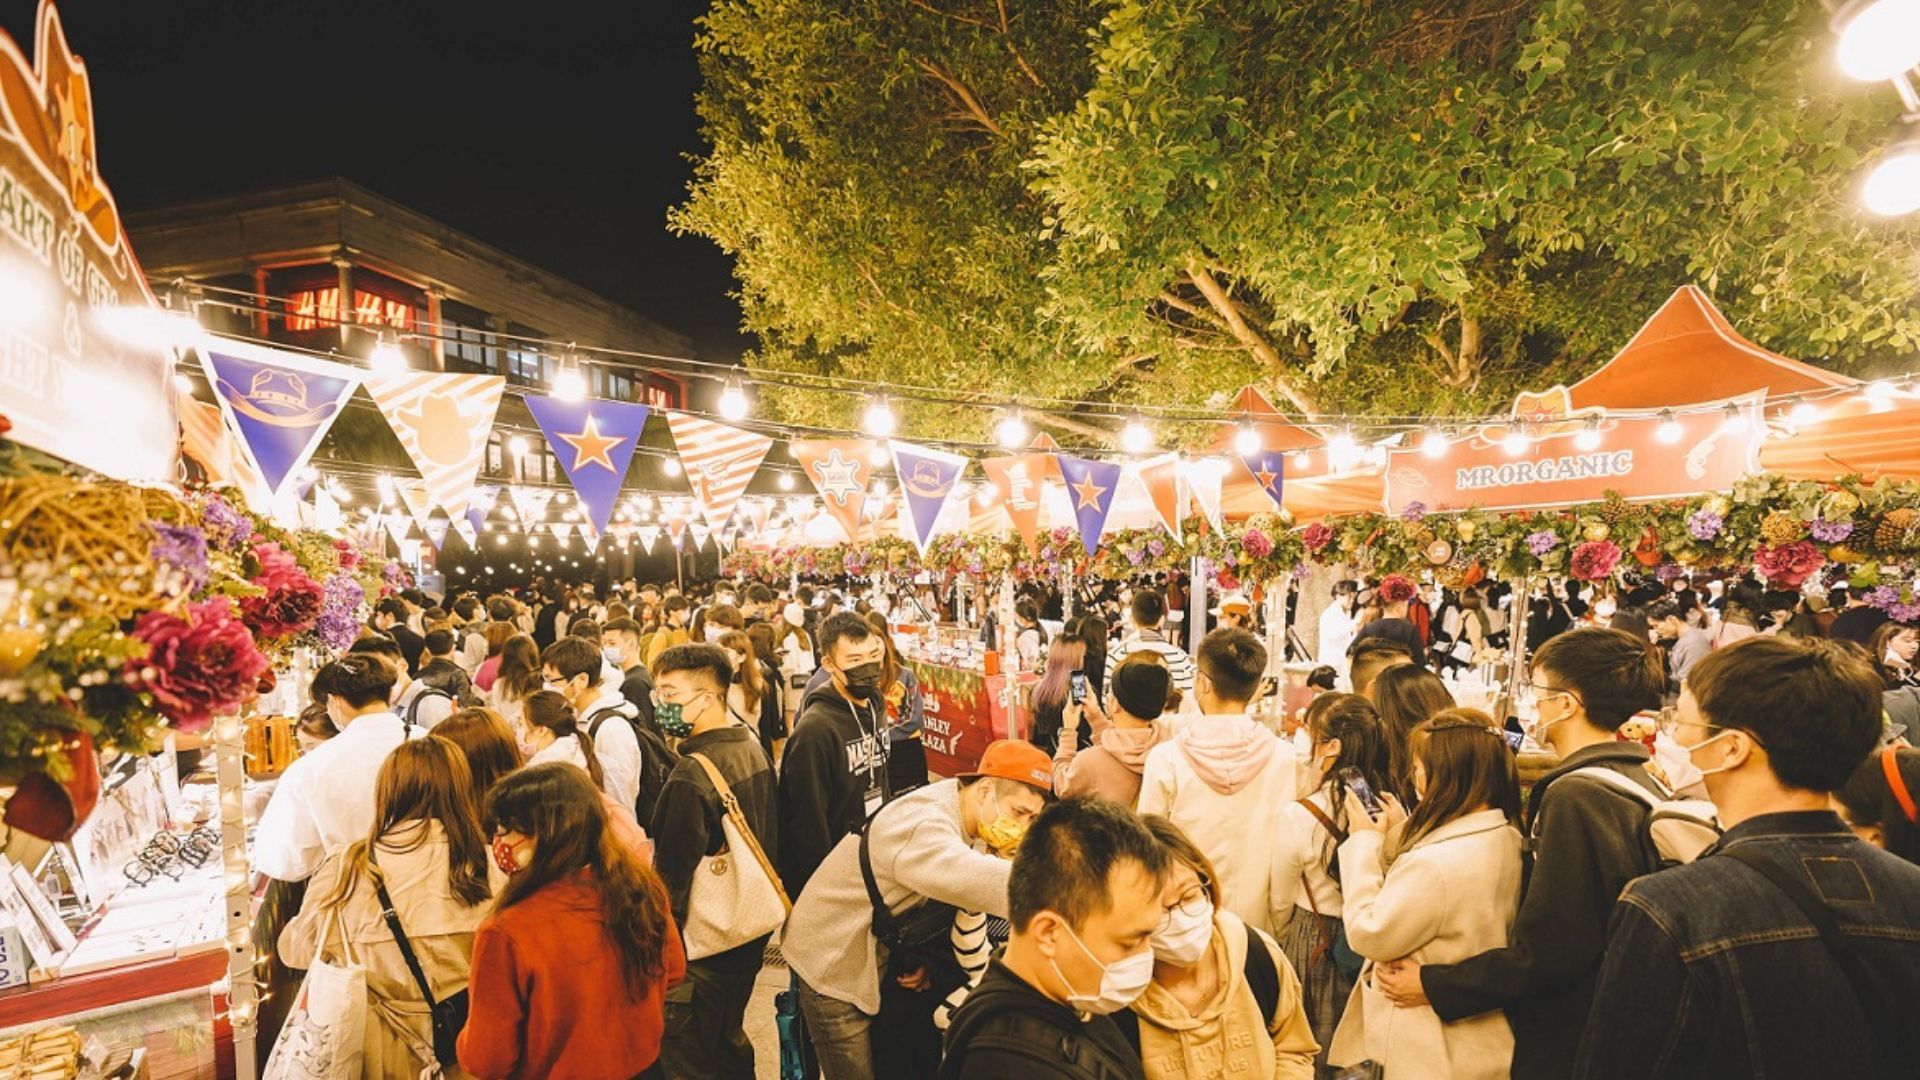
top-left (1188, 557), bottom-right (1208, 655)
top-left (1498, 575), bottom-right (1533, 725)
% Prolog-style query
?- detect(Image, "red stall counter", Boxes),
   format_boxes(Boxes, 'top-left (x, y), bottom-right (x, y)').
top-left (913, 660), bottom-right (1036, 778)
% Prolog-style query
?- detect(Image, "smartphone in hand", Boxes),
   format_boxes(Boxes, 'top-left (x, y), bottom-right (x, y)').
top-left (1339, 766), bottom-right (1385, 818)
top-left (1069, 671), bottom-right (1088, 705)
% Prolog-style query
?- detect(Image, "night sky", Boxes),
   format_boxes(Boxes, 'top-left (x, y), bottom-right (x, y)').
top-left (0, 0), bottom-right (747, 365)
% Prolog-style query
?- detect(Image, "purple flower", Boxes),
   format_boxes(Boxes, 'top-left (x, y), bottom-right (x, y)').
top-left (1220, 551), bottom-right (1238, 569)
top-left (1867, 585), bottom-right (1902, 610)
top-left (200, 494), bottom-right (253, 551)
top-left (1687, 509), bottom-right (1724, 541)
top-left (1147, 538), bottom-right (1167, 558)
top-left (1654, 561), bottom-right (1686, 584)
top-left (149, 523), bottom-right (210, 595)
top-left (1401, 501), bottom-right (1428, 523)
top-left (1526, 530), bottom-right (1559, 556)
top-left (1810, 518), bottom-right (1854, 543)
top-left (315, 573), bottom-right (364, 652)
top-left (1125, 547), bottom-right (1146, 566)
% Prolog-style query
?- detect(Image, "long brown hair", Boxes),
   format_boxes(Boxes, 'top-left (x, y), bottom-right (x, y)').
top-left (524, 690), bottom-right (604, 790)
top-left (482, 621), bottom-right (516, 659)
top-left (497, 633), bottom-right (543, 700)
top-left (435, 707), bottom-right (524, 808)
top-left (1372, 664), bottom-right (1455, 796)
top-left (1303, 693), bottom-right (1398, 880)
top-left (486, 763), bottom-right (674, 995)
top-left (719, 629), bottom-right (764, 715)
top-left (324, 738), bottom-right (491, 910)
top-left (1399, 708), bottom-right (1522, 851)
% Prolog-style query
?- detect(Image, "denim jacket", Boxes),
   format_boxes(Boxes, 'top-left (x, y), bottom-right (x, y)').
top-left (1574, 811), bottom-right (1920, 1079)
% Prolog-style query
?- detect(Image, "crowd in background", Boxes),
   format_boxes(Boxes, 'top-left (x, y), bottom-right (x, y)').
top-left (253, 566), bottom-right (1920, 1080)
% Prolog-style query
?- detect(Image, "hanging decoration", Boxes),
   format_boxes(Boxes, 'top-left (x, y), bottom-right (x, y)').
top-left (1239, 448), bottom-right (1287, 510)
top-left (1054, 453), bottom-right (1123, 558)
top-left (794, 438), bottom-right (877, 543)
top-left (452, 519), bottom-right (478, 549)
top-left (522, 395), bottom-right (651, 535)
top-left (691, 523), bottom-right (713, 551)
top-left (393, 477), bottom-right (436, 539)
top-left (665, 412), bottom-right (774, 534)
top-left (467, 483), bottom-right (502, 534)
top-left (363, 371), bottom-right (505, 521)
top-left (550, 522), bottom-right (576, 546)
top-left (981, 453), bottom-right (1048, 555)
top-left (891, 441), bottom-right (968, 554)
top-left (202, 343), bottom-right (360, 497)
top-left (1136, 453), bottom-right (1186, 542)
top-left (508, 484), bottom-right (554, 527)
top-left (422, 514), bottom-right (450, 552)
top-left (637, 524), bottom-right (662, 553)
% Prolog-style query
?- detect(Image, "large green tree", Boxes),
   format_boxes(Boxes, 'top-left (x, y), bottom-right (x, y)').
top-left (676, 0), bottom-right (1918, 444)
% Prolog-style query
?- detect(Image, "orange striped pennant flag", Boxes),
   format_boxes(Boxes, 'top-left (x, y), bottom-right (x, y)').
top-left (665, 412), bottom-right (773, 535)
top-left (363, 372), bottom-right (505, 521)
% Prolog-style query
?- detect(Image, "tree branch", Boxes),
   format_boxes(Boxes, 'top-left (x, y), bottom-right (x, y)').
top-left (905, 0), bottom-right (990, 28)
top-left (1184, 261), bottom-right (1319, 416)
top-left (917, 59), bottom-right (1004, 137)
top-left (996, 0), bottom-right (1046, 88)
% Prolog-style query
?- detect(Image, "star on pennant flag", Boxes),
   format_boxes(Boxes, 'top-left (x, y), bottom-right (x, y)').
top-left (559, 415), bottom-right (624, 473)
top-left (793, 439), bottom-right (876, 543)
top-left (1239, 448), bottom-right (1287, 509)
top-left (523, 395), bottom-right (651, 535)
top-left (1053, 453), bottom-right (1124, 557)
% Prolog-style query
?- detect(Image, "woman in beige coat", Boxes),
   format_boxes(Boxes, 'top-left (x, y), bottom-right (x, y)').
top-left (280, 737), bottom-right (501, 1079)
top-left (1327, 710), bottom-right (1524, 1080)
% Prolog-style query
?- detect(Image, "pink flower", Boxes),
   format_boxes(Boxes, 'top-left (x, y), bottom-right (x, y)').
top-left (1754, 541), bottom-right (1825, 588)
top-left (1378, 573), bottom-right (1418, 604)
top-left (125, 599), bottom-right (269, 731)
top-left (1302, 522), bottom-right (1334, 553)
top-left (332, 538), bottom-right (362, 571)
top-left (241, 541), bottom-right (325, 640)
top-left (1569, 540), bottom-right (1623, 582)
top-left (1241, 528), bottom-right (1274, 558)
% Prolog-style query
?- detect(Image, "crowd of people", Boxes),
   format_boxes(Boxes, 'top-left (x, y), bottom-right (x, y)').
top-left (250, 569), bottom-right (1920, 1080)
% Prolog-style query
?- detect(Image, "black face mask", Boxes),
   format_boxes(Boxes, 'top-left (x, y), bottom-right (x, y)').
top-left (839, 661), bottom-right (885, 696)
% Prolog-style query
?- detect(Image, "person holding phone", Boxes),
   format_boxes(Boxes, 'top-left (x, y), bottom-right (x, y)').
top-left (1054, 658), bottom-right (1175, 808)
top-left (1029, 633), bottom-right (1091, 756)
top-left (1326, 710), bottom-right (1523, 1080)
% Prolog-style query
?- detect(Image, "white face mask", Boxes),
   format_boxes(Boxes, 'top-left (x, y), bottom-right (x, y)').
top-left (1595, 599), bottom-right (1617, 620)
top-left (1684, 728), bottom-right (1739, 778)
top-left (1052, 920), bottom-right (1154, 1016)
top-left (704, 625), bottom-right (729, 644)
top-left (1150, 901), bottom-right (1214, 967)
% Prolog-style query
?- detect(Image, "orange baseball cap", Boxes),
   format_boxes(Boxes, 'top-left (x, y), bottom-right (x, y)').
top-left (962, 739), bottom-right (1055, 794)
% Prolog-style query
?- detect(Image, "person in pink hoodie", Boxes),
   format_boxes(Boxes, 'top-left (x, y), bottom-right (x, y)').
top-left (1137, 629), bottom-right (1300, 937)
top-left (1052, 658), bottom-right (1174, 807)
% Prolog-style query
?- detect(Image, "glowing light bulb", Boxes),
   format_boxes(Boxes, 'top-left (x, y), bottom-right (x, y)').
top-left (717, 378), bottom-right (749, 421)
top-left (1863, 139), bottom-right (1920, 217)
top-left (1501, 429), bottom-right (1529, 456)
top-left (995, 410), bottom-right (1030, 449)
top-left (1721, 402), bottom-right (1749, 434)
top-left (778, 471), bottom-right (796, 491)
top-left (1290, 449), bottom-right (1312, 469)
top-left (1233, 422), bottom-right (1262, 458)
top-left (368, 333), bottom-right (406, 375)
top-left (1420, 428), bottom-right (1449, 459)
top-left (508, 436), bottom-right (529, 459)
top-left (1788, 397), bottom-right (1819, 426)
top-left (975, 484), bottom-right (995, 506)
top-left (1835, 1), bottom-right (1920, 82)
top-left (662, 457), bottom-right (683, 478)
top-left (1120, 414), bottom-right (1153, 455)
top-left (173, 373), bottom-right (194, 393)
top-left (863, 396), bottom-right (898, 438)
top-left (1575, 416), bottom-right (1603, 451)
top-left (1326, 431), bottom-right (1360, 470)
top-left (551, 361), bottom-right (587, 402)
top-left (376, 473), bottom-right (396, 504)
top-left (1656, 410), bottom-right (1683, 444)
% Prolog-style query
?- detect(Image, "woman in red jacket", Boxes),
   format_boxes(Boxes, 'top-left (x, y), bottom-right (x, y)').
top-left (457, 762), bottom-right (685, 1080)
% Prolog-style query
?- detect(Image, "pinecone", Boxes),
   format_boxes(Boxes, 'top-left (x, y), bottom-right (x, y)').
top-left (1760, 511), bottom-right (1804, 545)
top-left (1875, 508), bottom-right (1919, 552)
top-left (1599, 493), bottom-right (1633, 526)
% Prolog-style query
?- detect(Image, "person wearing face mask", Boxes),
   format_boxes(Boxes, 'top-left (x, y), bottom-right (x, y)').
top-left (939, 797), bottom-right (1171, 1080)
top-left (256, 655), bottom-right (418, 882)
top-left (643, 595), bottom-right (693, 668)
top-left (1327, 711), bottom-right (1524, 1080)
top-left (541, 637), bottom-right (645, 817)
top-left (1120, 817), bottom-right (1318, 1079)
top-left (601, 617), bottom-right (659, 737)
top-left (646, 645), bottom-right (779, 1080)
top-left (1318, 582), bottom-right (1362, 673)
top-left (786, 739), bottom-right (1050, 1079)
top-left (1575, 637), bottom-right (1920, 1080)
top-left (779, 612), bottom-right (895, 896)
top-left (1375, 628), bottom-right (1668, 1080)
top-left (1269, 693), bottom-right (1396, 1075)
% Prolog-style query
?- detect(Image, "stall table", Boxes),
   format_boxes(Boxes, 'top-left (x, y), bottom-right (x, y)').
top-left (911, 659), bottom-right (1036, 777)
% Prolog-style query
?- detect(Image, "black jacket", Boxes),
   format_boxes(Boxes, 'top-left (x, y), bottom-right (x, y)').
top-left (386, 624), bottom-right (425, 676)
top-left (618, 666), bottom-right (658, 736)
top-left (940, 958), bottom-right (1144, 1080)
top-left (776, 679), bottom-right (888, 895)
top-left (415, 657), bottom-right (477, 705)
top-left (650, 725), bottom-right (778, 972)
top-left (1422, 741), bottom-right (1665, 1080)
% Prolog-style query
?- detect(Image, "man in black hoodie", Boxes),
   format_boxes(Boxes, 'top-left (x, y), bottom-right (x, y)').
top-left (1374, 627), bottom-right (1669, 1080)
top-left (778, 611), bottom-right (892, 896)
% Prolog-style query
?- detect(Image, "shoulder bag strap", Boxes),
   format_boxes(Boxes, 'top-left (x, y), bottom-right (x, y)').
top-left (858, 802), bottom-right (895, 934)
top-left (1297, 795), bottom-right (1348, 844)
top-left (1240, 921), bottom-right (1282, 1028)
top-left (686, 752), bottom-right (791, 909)
top-left (1720, 846), bottom-right (1901, 1070)
top-left (368, 857), bottom-right (440, 1010)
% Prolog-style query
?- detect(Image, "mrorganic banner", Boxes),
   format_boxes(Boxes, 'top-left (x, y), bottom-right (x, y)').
top-left (0, 4), bottom-right (176, 480)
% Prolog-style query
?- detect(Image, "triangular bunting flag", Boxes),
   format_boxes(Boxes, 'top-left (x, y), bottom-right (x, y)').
top-left (1190, 459), bottom-right (1226, 533)
top-left (202, 342), bottom-right (360, 496)
top-left (1238, 448), bottom-right (1286, 510)
top-left (312, 483), bottom-right (344, 532)
top-left (551, 522), bottom-right (576, 546)
top-left (467, 483), bottom-right (501, 534)
top-left (636, 525), bottom-right (662, 554)
top-left (983, 454), bottom-right (1048, 555)
top-left (381, 512), bottom-right (412, 550)
top-left (665, 511), bottom-right (689, 549)
top-left (1054, 453), bottom-right (1123, 558)
top-left (666, 412), bottom-right (774, 534)
top-left (523, 395), bottom-right (651, 535)
top-left (1138, 453), bottom-right (1186, 542)
top-left (891, 441), bottom-right (967, 554)
top-left (509, 485), bottom-right (554, 527)
top-left (748, 498), bottom-right (773, 539)
top-left (691, 523), bottom-right (713, 550)
top-left (452, 519), bottom-right (478, 549)
top-left (793, 439), bottom-right (875, 543)
top-left (363, 372), bottom-right (505, 521)
top-left (423, 515), bottom-right (451, 552)
top-left (394, 477), bottom-right (436, 538)
top-left (582, 530), bottom-right (599, 556)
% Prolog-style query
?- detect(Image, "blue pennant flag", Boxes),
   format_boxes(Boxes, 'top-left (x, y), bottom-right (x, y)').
top-left (1054, 453), bottom-right (1123, 557)
top-left (203, 345), bottom-right (361, 497)
top-left (890, 440), bottom-right (968, 554)
top-left (1239, 448), bottom-right (1286, 509)
top-left (523, 395), bottom-right (651, 535)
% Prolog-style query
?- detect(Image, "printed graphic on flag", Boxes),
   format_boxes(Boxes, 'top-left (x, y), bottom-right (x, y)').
top-left (363, 372), bottom-right (505, 521)
top-left (666, 412), bottom-right (774, 534)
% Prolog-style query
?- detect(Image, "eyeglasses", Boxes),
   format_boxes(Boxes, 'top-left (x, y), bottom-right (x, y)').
top-left (1528, 683), bottom-right (1574, 701)
top-left (1161, 874), bottom-right (1212, 926)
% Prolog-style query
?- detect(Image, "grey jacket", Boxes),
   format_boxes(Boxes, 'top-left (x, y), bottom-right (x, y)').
top-left (782, 779), bottom-right (1011, 1015)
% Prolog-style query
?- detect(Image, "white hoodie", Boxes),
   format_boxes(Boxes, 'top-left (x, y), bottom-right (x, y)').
top-left (1137, 713), bottom-right (1299, 936)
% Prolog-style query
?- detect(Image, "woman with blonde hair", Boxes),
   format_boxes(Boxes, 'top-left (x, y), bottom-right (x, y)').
top-left (280, 738), bottom-right (497, 1077)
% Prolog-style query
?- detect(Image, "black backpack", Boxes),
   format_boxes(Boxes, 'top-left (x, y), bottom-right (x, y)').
top-left (1110, 920), bottom-right (1283, 1053)
top-left (938, 979), bottom-right (1141, 1080)
top-left (586, 705), bottom-right (678, 824)
top-left (405, 686), bottom-right (453, 730)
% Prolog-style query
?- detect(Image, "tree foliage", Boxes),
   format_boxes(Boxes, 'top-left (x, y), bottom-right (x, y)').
top-left (674, 0), bottom-right (1918, 445)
